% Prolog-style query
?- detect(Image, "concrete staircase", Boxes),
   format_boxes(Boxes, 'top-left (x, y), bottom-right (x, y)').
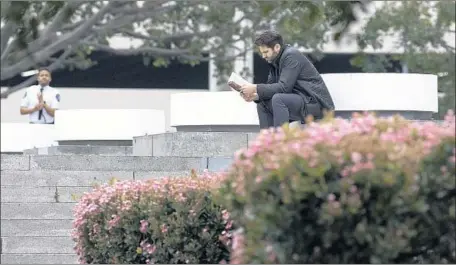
top-left (1, 132), bottom-right (257, 264)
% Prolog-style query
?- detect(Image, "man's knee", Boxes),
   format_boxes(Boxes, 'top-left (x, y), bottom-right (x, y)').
top-left (271, 93), bottom-right (286, 106)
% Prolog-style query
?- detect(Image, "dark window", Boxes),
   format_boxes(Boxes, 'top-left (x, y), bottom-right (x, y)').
top-left (1, 51), bottom-right (209, 89)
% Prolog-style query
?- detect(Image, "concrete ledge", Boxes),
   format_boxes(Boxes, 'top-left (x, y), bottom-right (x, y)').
top-left (133, 171), bottom-right (199, 180)
top-left (1, 155), bottom-right (30, 171)
top-left (1, 186), bottom-right (90, 203)
top-left (1, 170), bottom-right (134, 187)
top-left (175, 125), bottom-right (260, 132)
top-left (29, 155), bottom-right (207, 171)
top-left (24, 145), bottom-right (132, 156)
top-left (334, 110), bottom-right (433, 120)
top-left (170, 73), bottom-right (438, 132)
top-left (1, 236), bottom-right (75, 254)
top-left (1, 123), bottom-right (58, 153)
top-left (133, 132), bottom-right (249, 157)
top-left (1, 220), bottom-right (72, 237)
top-left (0, 254), bottom-right (78, 264)
top-left (208, 157), bottom-right (234, 172)
top-left (55, 109), bottom-right (166, 142)
top-left (1, 203), bottom-right (75, 220)
top-left (56, 140), bottom-right (133, 146)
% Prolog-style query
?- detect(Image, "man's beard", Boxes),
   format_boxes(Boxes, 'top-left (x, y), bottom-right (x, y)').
top-left (267, 52), bottom-right (279, 63)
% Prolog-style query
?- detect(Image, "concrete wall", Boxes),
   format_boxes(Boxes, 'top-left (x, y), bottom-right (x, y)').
top-left (1, 88), bottom-right (206, 130)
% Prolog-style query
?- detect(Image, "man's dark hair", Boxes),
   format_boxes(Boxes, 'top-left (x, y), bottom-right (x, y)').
top-left (37, 67), bottom-right (51, 76)
top-left (254, 30), bottom-right (284, 48)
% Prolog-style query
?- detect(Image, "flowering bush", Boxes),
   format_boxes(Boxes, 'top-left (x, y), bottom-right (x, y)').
top-left (217, 111), bottom-right (456, 264)
top-left (72, 171), bottom-right (234, 264)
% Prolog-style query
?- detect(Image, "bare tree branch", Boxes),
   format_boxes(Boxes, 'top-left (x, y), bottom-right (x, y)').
top-left (1, 2), bottom-right (115, 80)
top-left (60, 20), bottom-right (84, 32)
top-left (94, 2), bottom-right (184, 33)
top-left (0, 21), bottom-right (15, 54)
top-left (0, 1), bottom-right (11, 18)
top-left (38, 2), bottom-right (82, 44)
top-left (109, 0), bottom-right (169, 16)
top-left (83, 41), bottom-right (191, 57)
top-left (0, 47), bottom-right (75, 99)
top-left (179, 48), bottom-right (252, 63)
top-left (6, 2), bottom-right (95, 66)
top-left (116, 29), bottom-right (220, 44)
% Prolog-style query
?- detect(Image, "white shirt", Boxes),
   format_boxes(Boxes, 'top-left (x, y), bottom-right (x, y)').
top-left (20, 85), bottom-right (60, 124)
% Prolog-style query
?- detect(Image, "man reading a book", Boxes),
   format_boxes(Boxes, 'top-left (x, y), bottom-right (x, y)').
top-left (240, 30), bottom-right (335, 129)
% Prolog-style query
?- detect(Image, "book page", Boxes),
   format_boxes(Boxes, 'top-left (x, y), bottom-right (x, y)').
top-left (227, 72), bottom-right (249, 92)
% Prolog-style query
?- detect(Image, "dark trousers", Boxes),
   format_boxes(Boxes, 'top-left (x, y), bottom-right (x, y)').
top-left (256, 93), bottom-right (304, 129)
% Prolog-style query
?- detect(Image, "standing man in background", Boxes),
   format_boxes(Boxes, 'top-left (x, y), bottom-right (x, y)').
top-left (20, 67), bottom-right (60, 124)
top-left (240, 30), bottom-right (335, 129)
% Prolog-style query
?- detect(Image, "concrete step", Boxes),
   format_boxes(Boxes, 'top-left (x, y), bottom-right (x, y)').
top-left (1, 254), bottom-right (78, 264)
top-left (1, 236), bottom-right (74, 254)
top-left (1, 186), bottom-right (90, 203)
top-left (1, 154), bottom-right (233, 172)
top-left (1, 203), bottom-right (75, 220)
top-left (0, 170), bottom-right (201, 187)
top-left (24, 145), bottom-right (133, 156)
top-left (1, 154), bottom-right (29, 171)
top-left (1, 220), bottom-right (71, 237)
top-left (1, 170), bottom-right (134, 187)
top-left (133, 132), bottom-right (259, 157)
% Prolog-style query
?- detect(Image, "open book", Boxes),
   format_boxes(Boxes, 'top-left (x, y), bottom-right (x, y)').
top-left (227, 72), bottom-right (249, 92)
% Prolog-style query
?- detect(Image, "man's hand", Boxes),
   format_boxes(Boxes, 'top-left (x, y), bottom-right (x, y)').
top-left (37, 93), bottom-right (43, 103)
top-left (34, 102), bottom-right (44, 111)
top-left (240, 91), bottom-right (259, 102)
top-left (240, 92), bottom-right (254, 102)
top-left (241, 83), bottom-right (257, 97)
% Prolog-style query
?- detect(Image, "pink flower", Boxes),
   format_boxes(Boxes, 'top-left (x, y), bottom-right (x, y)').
top-left (221, 209), bottom-right (230, 221)
top-left (255, 175), bottom-right (263, 183)
top-left (350, 185), bottom-right (358, 193)
top-left (108, 215), bottom-right (121, 229)
top-left (161, 224), bottom-right (168, 233)
top-left (230, 229), bottom-right (246, 264)
top-left (140, 240), bottom-right (156, 254)
top-left (440, 166), bottom-right (448, 173)
top-left (140, 220), bottom-right (149, 233)
top-left (225, 220), bottom-right (233, 230)
top-left (351, 152), bottom-right (363, 163)
top-left (449, 156), bottom-right (456, 164)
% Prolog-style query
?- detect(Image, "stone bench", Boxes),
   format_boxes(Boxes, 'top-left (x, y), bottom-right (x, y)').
top-left (1, 109), bottom-right (166, 153)
top-left (1, 123), bottom-right (58, 153)
top-left (54, 109), bottom-right (166, 146)
top-left (170, 73), bottom-right (438, 132)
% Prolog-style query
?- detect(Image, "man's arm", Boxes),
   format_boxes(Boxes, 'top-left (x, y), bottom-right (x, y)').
top-left (44, 92), bottom-right (61, 117)
top-left (252, 70), bottom-right (274, 103)
top-left (43, 103), bottom-right (56, 117)
top-left (19, 90), bottom-right (36, 115)
top-left (266, 70), bottom-right (274, 84)
top-left (256, 55), bottom-right (302, 101)
top-left (20, 106), bottom-right (39, 115)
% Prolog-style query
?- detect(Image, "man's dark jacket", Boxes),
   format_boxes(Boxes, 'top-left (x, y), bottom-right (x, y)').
top-left (256, 44), bottom-right (335, 120)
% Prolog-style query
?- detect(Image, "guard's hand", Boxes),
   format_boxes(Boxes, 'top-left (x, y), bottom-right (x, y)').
top-left (37, 93), bottom-right (44, 103)
top-left (34, 102), bottom-right (44, 111)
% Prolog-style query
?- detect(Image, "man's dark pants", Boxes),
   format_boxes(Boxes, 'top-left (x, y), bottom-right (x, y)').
top-left (256, 93), bottom-right (304, 129)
